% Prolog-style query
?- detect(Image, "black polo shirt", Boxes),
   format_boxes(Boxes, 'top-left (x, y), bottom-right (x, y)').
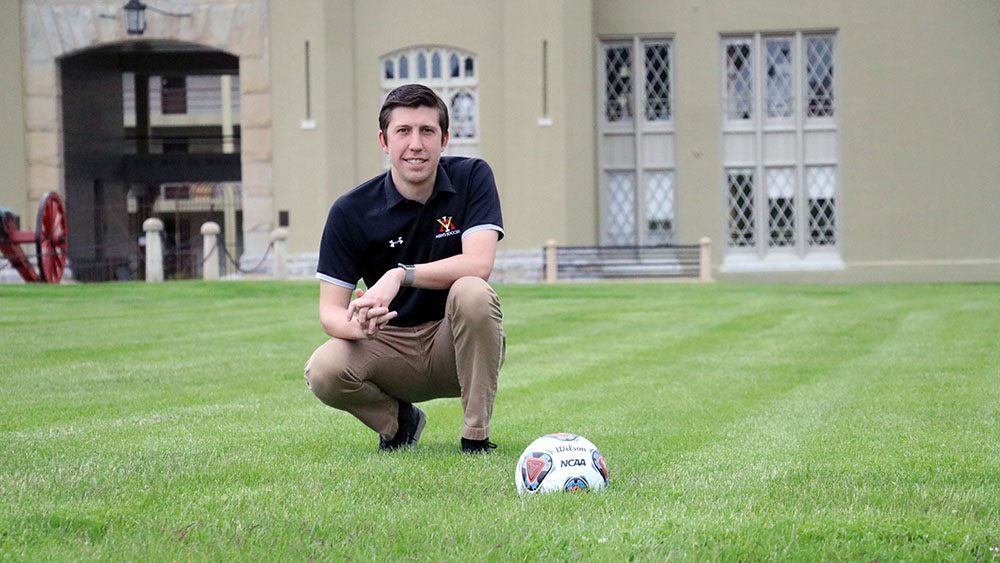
top-left (316, 156), bottom-right (504, 326)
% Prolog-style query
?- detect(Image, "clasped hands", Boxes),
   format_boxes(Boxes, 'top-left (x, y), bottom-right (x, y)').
top-left (345, 268), bottom-right (403, 339)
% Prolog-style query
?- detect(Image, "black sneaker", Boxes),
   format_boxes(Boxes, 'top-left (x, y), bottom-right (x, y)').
top-left (379, 402), bottom-right (426, 451)
top-left (460, 437), bottom-right (497, 454)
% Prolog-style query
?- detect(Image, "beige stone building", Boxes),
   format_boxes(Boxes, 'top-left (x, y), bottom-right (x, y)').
top-left (2, 0), bottom-right (999, 282)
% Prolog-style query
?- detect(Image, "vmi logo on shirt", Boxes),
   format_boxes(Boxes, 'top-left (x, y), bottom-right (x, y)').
top-left (435, 216), bottom-right (461, 239)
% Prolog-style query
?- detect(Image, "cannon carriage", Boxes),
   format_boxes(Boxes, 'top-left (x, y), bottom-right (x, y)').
top-left (0, 192), bottom-right (69, 283)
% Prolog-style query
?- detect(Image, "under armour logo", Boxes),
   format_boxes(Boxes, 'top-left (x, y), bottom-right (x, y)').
top-left (389, 237), bottom-right (404, 248)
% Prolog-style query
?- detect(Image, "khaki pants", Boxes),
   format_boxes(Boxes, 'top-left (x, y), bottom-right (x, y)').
top-left (305, 276), bottom-right (505, 441)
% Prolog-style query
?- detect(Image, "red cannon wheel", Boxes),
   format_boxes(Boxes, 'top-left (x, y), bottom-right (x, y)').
top-left (35, 191), bottom-right (68, 283)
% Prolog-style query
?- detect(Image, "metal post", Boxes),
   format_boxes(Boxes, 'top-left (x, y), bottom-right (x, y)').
top-left (699, 237), bottom-right (713, 282)
top-left (201, 221), bottom-right (220, 281)
top-left (545, 239), bottom-right (558, 283)
top-left (271, 227), bottom-right (288, 280)
top-left (142, 218), bottom-right (164, 282)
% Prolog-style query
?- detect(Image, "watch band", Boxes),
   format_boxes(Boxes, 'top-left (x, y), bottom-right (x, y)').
top-left (398, 263), bottom-right (416, 287)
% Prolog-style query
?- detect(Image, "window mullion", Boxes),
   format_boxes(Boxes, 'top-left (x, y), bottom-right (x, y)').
top-left (753, 33), bottom-right (766, 258)
top-left (633, 37), bottom-right (645, 246)
top-left (794, 31), bottom-right (807, 257)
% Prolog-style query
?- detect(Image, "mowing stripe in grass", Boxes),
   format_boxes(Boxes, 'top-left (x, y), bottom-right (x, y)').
top-left (2, 281), bottom-right (999, 560)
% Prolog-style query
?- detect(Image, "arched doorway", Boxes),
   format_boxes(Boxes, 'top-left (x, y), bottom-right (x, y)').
top-left (22, 0), bottom-right (273, 281)
top-left (61, 41), bottom-right (242, 280)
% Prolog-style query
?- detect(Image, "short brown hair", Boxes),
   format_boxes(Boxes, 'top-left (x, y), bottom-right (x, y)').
top-left (379, 84), bottom-right (449, 142)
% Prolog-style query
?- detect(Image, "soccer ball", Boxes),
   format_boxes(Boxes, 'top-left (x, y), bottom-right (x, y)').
top-left (515, 433), bottom-right (610, 495)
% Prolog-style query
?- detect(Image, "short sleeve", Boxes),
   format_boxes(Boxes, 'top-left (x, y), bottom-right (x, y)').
top-left (316, 203), bottom-right (362, 289)
top-left (462, 159), bottom-right (504, 241)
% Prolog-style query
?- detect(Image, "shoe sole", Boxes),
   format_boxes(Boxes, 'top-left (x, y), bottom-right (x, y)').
top-left (461, 444), bottom-right (496, 454)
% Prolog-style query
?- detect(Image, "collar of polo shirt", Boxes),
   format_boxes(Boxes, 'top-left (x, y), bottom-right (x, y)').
top-left (383, 163), bottom-right (457, 210)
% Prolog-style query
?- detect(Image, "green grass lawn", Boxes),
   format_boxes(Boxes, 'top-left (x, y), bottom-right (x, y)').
top-left (1, 280), bottom-right (998, 560)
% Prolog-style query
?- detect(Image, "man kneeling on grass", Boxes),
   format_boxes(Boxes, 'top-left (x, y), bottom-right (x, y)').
top-left (304, 84), bottom-right (506, 454)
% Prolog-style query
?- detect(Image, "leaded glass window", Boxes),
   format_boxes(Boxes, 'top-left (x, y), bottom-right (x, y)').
top-left (380, 46), bottom-right (480, 156)
top-left (598, 38), bottom-right (677, 246)
top-left (806, 36), bottom-right (835, 117)
top-left (727, 169), bottom-right (755, 248)
top-left (604, 46), bottom-right (632, 123)
top-left (766, 167), bottom-right (795, 247)
top-left (450, 90), bottom-right (476, 139)
top-left (807, 166), bottom-right (836, 246)
top-left (721, 32), bottom-right (838, 266)
top-left (724, 39), bottom-right (753, 120)
top-left (644, 43), bottom-right (671, 121)
top-left (765, 37), bottom-right (794, 119)
top-left (605, 172), bottom-right (637, 245)
top-left (645, 171), bottom-right (675, 245)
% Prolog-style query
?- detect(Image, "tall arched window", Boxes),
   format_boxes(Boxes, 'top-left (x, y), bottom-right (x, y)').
top-left (380, 46), bottom-right (479, 157)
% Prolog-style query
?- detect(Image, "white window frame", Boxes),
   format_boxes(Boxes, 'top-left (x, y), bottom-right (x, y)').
top-left (720, 31), bottom-right (842, 272)
top-left (379, 46), bottom-right (479, 158)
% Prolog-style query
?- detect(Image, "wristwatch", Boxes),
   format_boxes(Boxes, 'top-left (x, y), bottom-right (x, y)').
top-left (398, 263), bottom-right (416, 287)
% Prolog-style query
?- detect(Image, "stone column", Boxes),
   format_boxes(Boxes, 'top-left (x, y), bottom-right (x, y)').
top-left (699, 237), bottom-right (714, 283)
top-left (239, 52), bottom-right (275, 271)
top-left (143, 218), bottom-right (164, 282)
top-left (271, 227), bottom-right (288, 280)
top-left (545, 239), bottom-right (559, 283)
top-left (201, 221), bottom-right (221, 281)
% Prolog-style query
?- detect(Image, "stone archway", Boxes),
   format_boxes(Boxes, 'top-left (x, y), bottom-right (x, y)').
top-left (22, 0), bottom-right (273, 272)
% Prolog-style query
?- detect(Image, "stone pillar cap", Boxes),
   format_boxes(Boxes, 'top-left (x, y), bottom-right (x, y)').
top-left (143, 218), bottom-right (164, 232)
top-left (201, 221), bottom-right (221, 235)
top-left (270, 227), bottom-right (289, 241)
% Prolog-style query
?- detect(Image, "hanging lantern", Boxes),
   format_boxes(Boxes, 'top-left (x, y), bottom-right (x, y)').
top-left (123, 0), bottom-right (147, 35)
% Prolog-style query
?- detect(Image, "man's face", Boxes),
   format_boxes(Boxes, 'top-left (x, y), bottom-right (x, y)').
top-left (379, 105), bottom-right (449, 193)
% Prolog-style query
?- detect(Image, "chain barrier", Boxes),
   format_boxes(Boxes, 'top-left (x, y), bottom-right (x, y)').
top-left (201, 240), bottom-right (218, 266)
top-left (2, 232), bottom-right (277, 280)
top-left (218, 240), bottom-right (275, 275)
